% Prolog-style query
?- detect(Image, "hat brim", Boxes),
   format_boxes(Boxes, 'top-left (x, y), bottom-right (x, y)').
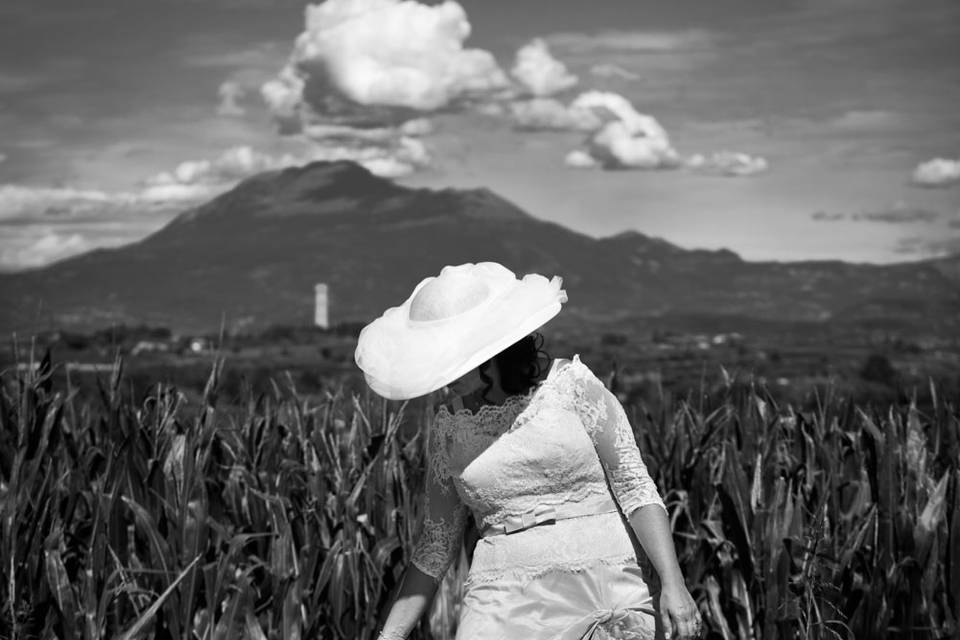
top-left (355, 271), bottom-right (566, 400)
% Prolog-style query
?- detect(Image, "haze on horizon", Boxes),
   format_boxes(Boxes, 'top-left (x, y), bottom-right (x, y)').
top-left (0, 0), bottom-right (958, 271)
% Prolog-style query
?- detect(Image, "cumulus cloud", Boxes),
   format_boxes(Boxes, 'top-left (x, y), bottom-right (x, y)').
top-left (513, 91), bottom-right (681, 171)
top-left (510, 39), bottom-right (578, 97)
top-left (506, 91), bottom-right (766, 178)
top-left (261, 0), bottom-right (509, 130)
top-left (911, 157), bottom-right (960, 188)
top-left (568, 91), bottom-right (680, 170)
top-left (564, 149), bottom-right (599, 169)
top-left (589, 64), bottom-right (640, 81)
top-left (261, 66), bottom-right (307, 130)
top-left (685, 151), bottom-right (769, 177)
top-left (217, 80), bottom-right (247, 116)
top-left (509, 98), bottom-right (602, 131)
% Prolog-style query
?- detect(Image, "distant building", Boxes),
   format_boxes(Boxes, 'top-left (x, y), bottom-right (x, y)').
top-left (315, 283), bottom-right (329, 329)
top-left (131, 340), bottom-right (170, 356)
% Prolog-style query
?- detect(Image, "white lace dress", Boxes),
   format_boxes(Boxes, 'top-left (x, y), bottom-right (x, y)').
top-left (410, 356), bottom-right (668, 640)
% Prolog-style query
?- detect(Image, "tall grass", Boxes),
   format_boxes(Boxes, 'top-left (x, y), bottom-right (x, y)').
top-left (0, 349), bottom-right (957, 639)
top-left (636, 382), bottom-right (959, 639)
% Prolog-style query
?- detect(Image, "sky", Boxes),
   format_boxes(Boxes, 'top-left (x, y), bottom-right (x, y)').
top-left (0, 0), bottom-right (958, 271)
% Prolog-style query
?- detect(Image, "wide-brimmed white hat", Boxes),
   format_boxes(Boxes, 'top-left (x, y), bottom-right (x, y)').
top-left (354, 262), bottom-right (567, 400)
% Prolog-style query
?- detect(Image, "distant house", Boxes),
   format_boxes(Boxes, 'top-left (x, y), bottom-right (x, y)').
top-left (132, 340), bottom-right (170, 356)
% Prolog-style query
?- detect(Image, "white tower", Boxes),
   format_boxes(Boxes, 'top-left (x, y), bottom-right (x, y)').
top-left (314, 283), bottom-right (329, 329)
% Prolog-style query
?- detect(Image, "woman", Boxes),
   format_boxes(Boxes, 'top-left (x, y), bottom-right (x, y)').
top-left (355, 262), bottom-right (701, 640)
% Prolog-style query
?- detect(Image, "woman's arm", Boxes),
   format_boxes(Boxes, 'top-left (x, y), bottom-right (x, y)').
top-left (559, 356), bottom-right (701, 640)
top-left (378, 409), bottom-right (468, 639)
top-left (629, 505), bottom-right (685, 588)
top-left (376, 565), bottom-right (440, 639)
top-left (629, 505), bottom-right (699, 640)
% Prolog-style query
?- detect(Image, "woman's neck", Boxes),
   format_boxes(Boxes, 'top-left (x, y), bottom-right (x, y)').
top-left (460, 384), bottom-right (508, 411)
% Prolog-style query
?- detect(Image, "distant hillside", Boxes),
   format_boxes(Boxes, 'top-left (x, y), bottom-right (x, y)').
top-left (2, 160), bottom-right (958, 336)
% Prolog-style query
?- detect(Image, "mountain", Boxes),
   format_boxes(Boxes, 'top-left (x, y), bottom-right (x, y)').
top-left (2, 160), bottom-right (959, 337)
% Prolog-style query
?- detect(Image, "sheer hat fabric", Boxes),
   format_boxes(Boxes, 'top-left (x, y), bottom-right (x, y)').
top-left (354, 262), bottom-right (568, 400)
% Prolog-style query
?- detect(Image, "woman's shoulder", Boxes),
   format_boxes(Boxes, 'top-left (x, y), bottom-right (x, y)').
top-left (548, 354), bottom-right (591, 379)
top-left (547, 354), bottom-right (607, 394)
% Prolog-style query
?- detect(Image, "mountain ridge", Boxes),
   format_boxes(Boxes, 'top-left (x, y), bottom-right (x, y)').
top-left (1, 160), bottom-right (958, 336)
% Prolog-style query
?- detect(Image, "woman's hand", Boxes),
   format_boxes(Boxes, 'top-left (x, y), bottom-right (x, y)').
top-left (658, 581), bottom-right (702, 640)
top-left (627, 506), bottom-right (703, 639)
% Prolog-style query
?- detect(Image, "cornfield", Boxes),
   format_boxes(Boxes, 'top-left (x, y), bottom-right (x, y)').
top-left (1, 349), bottom-right (957, 639)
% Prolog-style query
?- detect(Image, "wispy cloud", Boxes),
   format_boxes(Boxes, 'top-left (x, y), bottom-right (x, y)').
top-left (180, 40), bottom-right (287, 69)
top-left (0, 131), bottom-right (435, 270)
top-left (811, 205), bottom-right (944, 224)
top-left (0, 229), bottom-right (94, 270)
top-left (685, 151), bottom-right (768, 177)
top-left (589, 64), bottom-right (640, 81)
top-left (0, 71), bottom-right (45, 94)
top-left (0, 187), bottom-right (189, 270)
top-left (548, 29), bottom-right (715, 53)
top-left (855, 208), bottom-right (943, 223)
top-left (0, 185), bottom-right (155, 221)
top-left (146, 130), bottom-right (432, 195)
top-left (179, 38), bottom-right (288, 118)
top-left (894, 235), bottom-right (960, 257)
top-left (141, 146), bottom-right (296, 197)
top-left (829, 110), bottom-right (902, 131)
top-left (811, 211), bottom-right (845, 222)
top-left (509, 98), bottom-right (601, 131)
top-left (217, 81), bottom-right (247, 116)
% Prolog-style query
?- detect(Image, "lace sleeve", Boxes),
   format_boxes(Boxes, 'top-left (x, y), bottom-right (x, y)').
top-left (410, 411), bottom-right (468, 580)
top-left (558, 356), bottom-right (667, 518)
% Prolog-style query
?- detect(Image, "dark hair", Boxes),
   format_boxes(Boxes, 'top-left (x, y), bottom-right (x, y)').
top-left (477, 332), bottom-right (550, 402)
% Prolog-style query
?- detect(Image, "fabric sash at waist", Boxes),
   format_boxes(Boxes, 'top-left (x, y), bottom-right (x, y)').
top-left (482, 493), bottom-right (618, 537)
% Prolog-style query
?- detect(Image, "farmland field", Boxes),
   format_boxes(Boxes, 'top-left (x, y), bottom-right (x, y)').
top-left (1, 342), bottom-right (958, 639)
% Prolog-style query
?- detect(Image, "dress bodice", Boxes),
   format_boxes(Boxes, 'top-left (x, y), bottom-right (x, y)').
top-left (410, 355), bottom-right (666, 580)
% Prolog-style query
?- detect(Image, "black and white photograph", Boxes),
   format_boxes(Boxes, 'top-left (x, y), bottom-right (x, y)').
top-left (1, 0), bottom-right (958, 638)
